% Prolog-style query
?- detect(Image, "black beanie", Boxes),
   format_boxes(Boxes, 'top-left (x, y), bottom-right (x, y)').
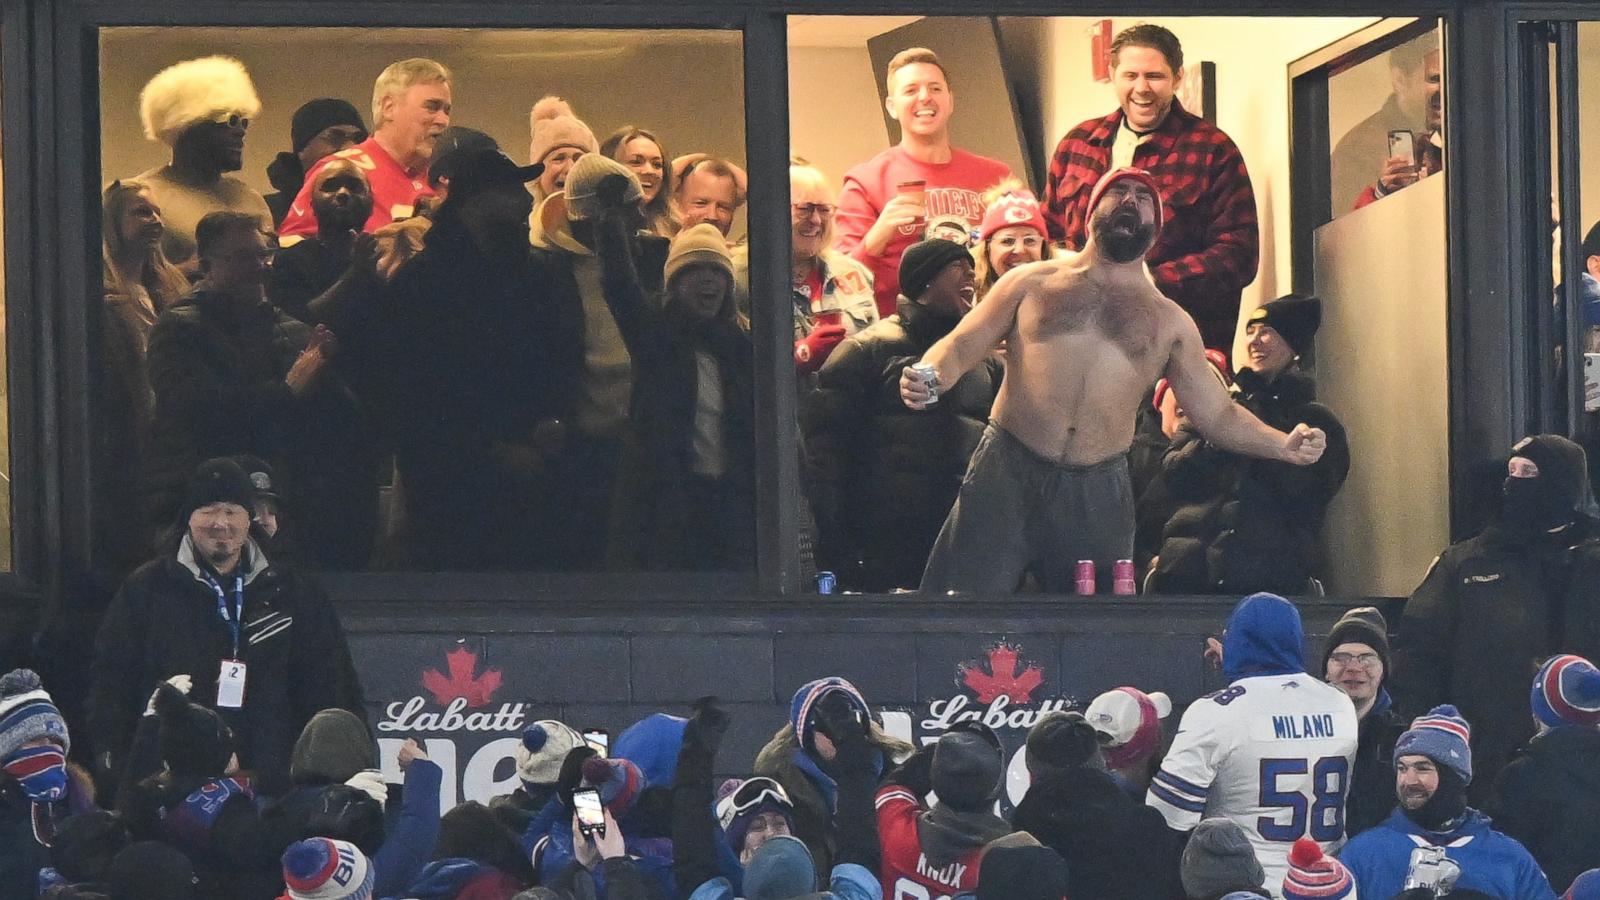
top-left (1247, 294), bottom-right (1322, 355)
top-left (106, 841), bottom-right (197, 900)
top-left (931, 727), bottom-right (1003, 812)
top-left (976, 843), bottom-right (1071, 900)
top-left (1321, 606), bottom-right (1391, 680)
top-left (428, 126), bottom-right (501, 188)
top-left (303, 784), bottom-right (387, 855)
top-left (1583, 219), bottom-right (1600, 260)
top-left (899, 238), bottom-right (973, 300)
top-left (1510, 434), bottom-right (1590, 512)
top-left (1024, 711), bottom-right (1102, 776)
top-left (180, 458), bottom-right (257, 525)
top-left (153, 683), bottom-right (235, 778)
top-left (291, 99), bottom-right (366, 154)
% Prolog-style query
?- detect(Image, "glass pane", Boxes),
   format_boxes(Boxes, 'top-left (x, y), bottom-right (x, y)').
top-left (96, 27), bottom-right (750, 574)
top-left (1327, 27), bottom-right (1442, 218)
top-left (1573, 22), bottom-right (1600, 495)
top-left (0, 46), bottom-right (9, 573)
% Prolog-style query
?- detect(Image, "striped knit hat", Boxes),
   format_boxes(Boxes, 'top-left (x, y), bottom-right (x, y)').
top-left (0, 669), bottom-right (69, 761)
top-left (283, 838), bottom-right (374, 900)
top-left (789, 677), bottom-right (870, 751)
top-left (1532, 654), bottom-right (1600, 730)
top-left (1283, 837), bottom-right (1353, 900)
top-left (1395, 704), bottom-right (1473, 784)
top-left (580, 756), bottom-right (644, 818)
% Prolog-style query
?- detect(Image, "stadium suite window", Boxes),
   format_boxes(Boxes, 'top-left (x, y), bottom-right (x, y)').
top-left (94, 26), bottom-right (752, 575)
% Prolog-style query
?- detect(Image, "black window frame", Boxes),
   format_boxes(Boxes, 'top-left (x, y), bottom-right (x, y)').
top-left (19, 0), bottom-right (1554, 614)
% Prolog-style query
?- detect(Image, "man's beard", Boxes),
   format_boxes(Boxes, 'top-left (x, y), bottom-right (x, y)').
top-left (317, 202), bottom-right (372, 234)
top-left (1094, 212), bottom-right (1155, 263)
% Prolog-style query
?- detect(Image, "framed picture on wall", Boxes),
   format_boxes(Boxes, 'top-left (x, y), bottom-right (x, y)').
top-left (1179, 60), bottom-right (1216, 123)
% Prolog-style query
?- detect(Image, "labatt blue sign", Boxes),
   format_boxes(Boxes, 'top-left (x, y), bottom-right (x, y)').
top-left (881, 640), bottom-right (1079, 813)
top-left (375, 645), bottom-right (530, 814)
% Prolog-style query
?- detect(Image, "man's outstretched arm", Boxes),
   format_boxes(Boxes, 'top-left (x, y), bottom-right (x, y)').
top-left (1164, 310), bottom-right (1325, 465)
top-left (900, 266), bottom-right (1027, 409)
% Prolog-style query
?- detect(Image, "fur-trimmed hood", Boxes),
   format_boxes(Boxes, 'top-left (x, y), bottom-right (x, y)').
top-left (140, 56), bottom-right (261, 145)
top-left (753, 722), bottom-right (914, 818)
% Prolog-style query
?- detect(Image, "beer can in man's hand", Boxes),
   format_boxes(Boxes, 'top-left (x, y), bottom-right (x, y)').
top-left (911, 362), bottom-right (940, 405)
top-left (1113, 559), bottom-right (1136, 595)
top-left (1075, 560), bottom-right (1096, 595)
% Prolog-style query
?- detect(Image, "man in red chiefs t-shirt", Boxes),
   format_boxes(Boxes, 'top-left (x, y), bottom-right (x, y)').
top-left (876, 724), bottom-right (1012, 900)
top-left (835, 48), bottom-right (1013, 317)
top-left (279, 58), bottom-right (452, 242)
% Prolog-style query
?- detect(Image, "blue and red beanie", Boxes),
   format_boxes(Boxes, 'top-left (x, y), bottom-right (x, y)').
top-left (789, 677), bottom-right (870, 750)
top-left (1532, 654), bottom-right (1600, 730)
top-left (1394, 704), bottom-right (1473, 784)
top-left (581, 755), bottom-right (644, 817)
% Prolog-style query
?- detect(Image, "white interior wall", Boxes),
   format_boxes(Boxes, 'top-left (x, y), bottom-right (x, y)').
top-left (788, 46), bottom-right (894, 192)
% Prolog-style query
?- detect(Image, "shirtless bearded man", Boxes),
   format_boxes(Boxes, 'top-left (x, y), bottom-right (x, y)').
top-left (900, 167), bottom-right (1325, 593)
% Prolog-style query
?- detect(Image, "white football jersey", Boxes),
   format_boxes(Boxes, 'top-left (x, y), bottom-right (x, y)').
top-left (1147, 673), bottom-right (1359, 898)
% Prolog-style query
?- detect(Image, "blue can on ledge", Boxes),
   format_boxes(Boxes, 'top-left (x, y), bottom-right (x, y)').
top-left (815, 571), bottom-right (837, 595)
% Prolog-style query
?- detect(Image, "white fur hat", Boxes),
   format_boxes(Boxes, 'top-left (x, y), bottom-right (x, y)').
top-left (140, 55), bottom-right (262, 146)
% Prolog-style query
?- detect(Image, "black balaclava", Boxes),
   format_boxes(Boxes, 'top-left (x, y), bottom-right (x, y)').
top-left (1501, 434), bottom-right (1588, 532)
top-left (1401, 764), bottom-right (1468, 833)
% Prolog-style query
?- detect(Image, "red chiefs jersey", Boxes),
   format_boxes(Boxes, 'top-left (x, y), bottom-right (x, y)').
top-left (875, 785), bottom-right (984, 900)
top-left (834, 146), bottom-right (1012, 317)
top-left (279, 137), bottom-right (435, 240)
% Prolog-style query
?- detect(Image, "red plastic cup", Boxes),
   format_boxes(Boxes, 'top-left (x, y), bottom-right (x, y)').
top-left (1113, 559), bottom-right (1136, 596)
top-left (1075, 560), bottom-right (1096, 596)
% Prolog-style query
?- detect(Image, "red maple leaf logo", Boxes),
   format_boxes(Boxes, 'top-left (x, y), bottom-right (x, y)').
top-left (959, 642), bottom-right (1044, 704)
top-left (421, 646), bottom-right (503, 709)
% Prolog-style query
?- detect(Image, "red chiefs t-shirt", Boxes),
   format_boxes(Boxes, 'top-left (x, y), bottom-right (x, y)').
top-left (875, 786), bottom-right (985, 900)
top-left (835, 146), bottom-right (1012, 316)
top-left (279, 137), bottom-right (435, 240)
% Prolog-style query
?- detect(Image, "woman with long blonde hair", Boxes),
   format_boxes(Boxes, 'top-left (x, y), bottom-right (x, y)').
top-left (97, 180), bottom-right (189, 570)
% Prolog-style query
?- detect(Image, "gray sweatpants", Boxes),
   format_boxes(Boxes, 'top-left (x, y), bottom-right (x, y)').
top-left (920, 424), bottom-right (1135, 594)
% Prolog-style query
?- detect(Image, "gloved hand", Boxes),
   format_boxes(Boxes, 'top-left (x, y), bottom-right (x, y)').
top-left (795, 325), bottom-right (847, 374)
top-left (682, 695), bottom-right (730, 759)
top-left (884, 745), bottom-right (936, 797)
top-left (145, 675), bottom-right (193, 716)
top-left (344, 769), bottom-right (388, 810)
top-left (595, 172), bottom-right (635, 209)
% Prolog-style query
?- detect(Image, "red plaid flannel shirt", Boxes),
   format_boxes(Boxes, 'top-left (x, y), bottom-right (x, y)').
top-left (1043, 101), bottom-right (1259, 350)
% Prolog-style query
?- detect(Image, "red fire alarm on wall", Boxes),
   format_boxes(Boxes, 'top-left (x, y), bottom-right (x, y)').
top-left (1091, 19), bottom-right (1113, 83)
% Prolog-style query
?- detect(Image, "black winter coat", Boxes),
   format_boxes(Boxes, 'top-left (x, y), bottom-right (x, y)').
top-left (87, 544), bottom-right (365, 794)
top-left (1486, 726), bottom-right (1600, 891)
top-left (1010, 766), bottom-right (1183, 900)
top-left (145, 290), bottom-right (310, 526)
top-left (1392, 515), bottom-right (1600, 802)
top-left (600, 225), bottom-right (754, 571)
top-left (1346, 695), bottom-right (1406, 838)
top-left (1147, 368), bottom-right (1349, 595)
top-left (801, 298), bottom-right (1002, 591)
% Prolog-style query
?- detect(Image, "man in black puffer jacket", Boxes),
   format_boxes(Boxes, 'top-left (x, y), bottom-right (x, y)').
top-left (802, 239), bottom-right (1002, 591)
top-left (1146, 294), bottom-right (1349, 595)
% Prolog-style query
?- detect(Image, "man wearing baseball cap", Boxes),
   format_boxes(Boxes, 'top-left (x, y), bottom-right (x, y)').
top-left (903, 168), bottom-right (1328, 594)
top-left (1339, 705), bottom-right (1556, 899)
top-left (1486, 654), bottom-right (1600, 892)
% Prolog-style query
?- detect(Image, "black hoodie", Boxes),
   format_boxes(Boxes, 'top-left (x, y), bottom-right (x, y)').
top-left (1486, 725), bottom-right (1600, 892)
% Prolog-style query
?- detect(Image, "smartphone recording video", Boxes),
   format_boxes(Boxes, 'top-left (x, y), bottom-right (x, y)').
top-left (573, 787), bottom-right (606, 838)
top-left (583, 728), bottom-right (609, 756)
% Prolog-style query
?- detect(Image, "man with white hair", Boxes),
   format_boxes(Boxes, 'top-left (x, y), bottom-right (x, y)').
top-left (133, 55), bottom-right (273, 267)
top-left (279, 57), bottom-right (452, 241)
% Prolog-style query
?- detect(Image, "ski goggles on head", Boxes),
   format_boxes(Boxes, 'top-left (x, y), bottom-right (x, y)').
top-left (717, 777), bottom-right (793, 831)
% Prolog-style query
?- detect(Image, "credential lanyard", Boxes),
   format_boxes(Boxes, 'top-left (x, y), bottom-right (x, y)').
top-left (201, 570), bottom-right (245, 658)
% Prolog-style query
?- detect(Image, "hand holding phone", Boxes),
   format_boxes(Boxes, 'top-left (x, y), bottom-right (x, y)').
top-left (573, 787), bottom-right (606, 840)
